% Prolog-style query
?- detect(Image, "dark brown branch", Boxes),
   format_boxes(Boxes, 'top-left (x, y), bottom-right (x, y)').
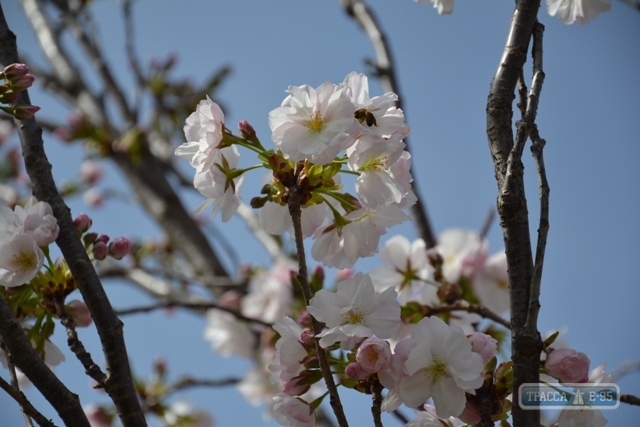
top-left (0, 10), bottom-right (146, 427)
top-left (54, 301), bottom-right (108, 387)
top-left (391, 409), bottom-right (409, 425)
top-left (339, 0), bottom-right (436, 248)
top-left (621, 394), bottom-right (640, 407)
top-left (486, 1), bottom-right (543, 425)
top-left (0, 301), bottom-right (90, 426)
top-left (621, 0), bottom-right (640, 12)
top-left (115, 300), bottom-right (272, 328)
top-left (370, 379), bottom-right (383, 427)
top-left (479, 207), bottom-right (495, 240)
top-left (287, 182), bottom-right (349, 427)
top-left (0, 374), bottom-right (56, 427)
top-left (428, 301), bottom-right (511, 330)
top-left (121, 0), bottom-right (145, 116)
top-left (1, 338), bottom-right (36, 427)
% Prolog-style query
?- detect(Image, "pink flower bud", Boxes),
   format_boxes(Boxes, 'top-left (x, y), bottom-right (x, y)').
top-left (79, 159), bottom-right (104, 185)
top-left (2, 63), bottom-right (30, 80)
top-left (0, 92), bottom-right (19, 104)
top-left (9, 74), bottom-right (35, 91)
top-left (297, 311), bottom-right (311, 327)
top-left (467, 332), bottom-right (498, 364)
top-left (96, 234), bottom-right (110, 244)
top-left (238, 120), bottom-right (257, 141)
top-left (109, 237), bottom-right (131, 260)
top-left (356, 337), bottom-right (392, 373)
top-left (84, 404), bottom-right (111, 427)
top-left (93, 241), bottom-right (108, 260)
top-left (67, 300), bottom-right (93, 327)
top-left (458, 400), bottom-right (481, 425)
top-left (73, 213), bottom-right (93, 233)
top-left (9, 105), bottom-right (40, 120)
top-left (83, 187), bottom-right (105, 208)
top-left (545, 348), bottom-right (590, 383)
top-left (83, 232), bottom-right (98, 246)
top-left (300, 330), bottom-right (315, 347)
top-left (282, 374), bottom-right (311, 396)
top-left (345, 362), bottom-right (369, 381)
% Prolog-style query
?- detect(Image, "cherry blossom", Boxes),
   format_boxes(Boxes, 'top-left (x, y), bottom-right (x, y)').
top-left (356, 337), bottom-right (392, 373)
top-left (311, 205), bottom-right (410, 269)
top-left (369, 235), bottom-right (437, 305)
top-left (272, 393), bottom-right (315, 427)
top-left (415, 0), bottom-right (454, 15)
top-left (398, 316), bottom-right (484, 418)
top-left (175, 96), bottom-right (226, 172)
top-left (406, 404), bottom-right (463, 427)
top-left (435, 229), bottom-right (488, 283)
top-left (203, 309), bottom-right (255, 359)
top-left (193, 146), bottom-right (243, 222)
top-left (341, 71), bottom-right (409, 138)
top-left (259, 202), bottom-right (327, 238)
top-left (268, 317), bottom-right (309, 389)
top-left (545, 348), bottom-right (590, 383)
top-left (467, 332), bottom-right (498, 364)
top-left (242, 260), bottom-right (294, 324)
top-left (473, 251), bottom-right (509, 314)
top-left (546, 0), bottom-right (611, 25)
top-left (269, 82), bottom-right (358, 165)
top-left (307, 272), bottom-right (400, 348)
top-left (0, 233), bottom-right (44, 288)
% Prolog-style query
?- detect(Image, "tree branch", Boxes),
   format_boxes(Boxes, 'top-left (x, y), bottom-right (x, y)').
top-left (115, 299), bottom-right (272, 328)
top-left (339, 0), bottom-right (436, 248)
top-left (0, 301), bottom-right (90, 427)
top-left (370, 378), bottom-right (383, 427)
top-left (486, 2), bottom-right (543, 426)
top-left (621, 394), bottom-right (640, 407)
top-left (0, 9), bottom-right (147, 426)
top-left (0, 374), bottom-right (56, 427)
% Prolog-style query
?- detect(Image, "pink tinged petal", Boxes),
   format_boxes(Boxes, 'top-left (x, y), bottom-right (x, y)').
top-left (307, 290), bottom-right (343, 326)
top-left (398, 371), bottom-right (433, 408)
top-left (381, 235), bottom-right (411, 270)
top-left (404, 342), bottom-right (434, 376)
top-left (340, 323), bottom-right (375, 339)
top-left (431, 376), bottom-right (467, 418)
top-left (259, 202), bottom-right (291, 235)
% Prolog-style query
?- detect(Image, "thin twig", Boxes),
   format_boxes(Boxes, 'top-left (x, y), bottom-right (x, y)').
top-left (1, 339), bottom-right (35, 427)
top-left (0, 374), bottom-right (56, 427)
top-left (287, 175), bottom-right (349, 427)
top-left (54, 301), bottom-right (108, 387)
top-left (339, 0), bottom-right (436, 248)
top-left (140, 376), bottom-right (240, 411)
top-left (479, 207), bottom-right (495, 240)
top-left (428, 301), bottom-right (511, 330)
top-left (517, 69), bottom-right (528, 118)
top-left (115, 299), bottom-right (272, 328)
top-left (121, 0), bottom-right (145, 120)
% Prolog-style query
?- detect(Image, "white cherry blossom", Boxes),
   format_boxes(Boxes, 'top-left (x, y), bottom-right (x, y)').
top-left (203, 309), bottom-right (255, 359)
top-left (272, 393), bottom-right (315, 427)
top-left (398, 316), bottom-right (484, 418)
top-left (435, 229), bottom-right (488, 283)
top-left (0, 233), bottom-right (44, 287)
top-left (416, 0), bottom-right (454, 15)
top-left (547, 0), bottom-right (611, 25)
top-left (269, 82), bottom-right (358, 165)
top-left (175, 96), bottom-right (226, 172)
top-left (307, 272), bottom-right (400, 348)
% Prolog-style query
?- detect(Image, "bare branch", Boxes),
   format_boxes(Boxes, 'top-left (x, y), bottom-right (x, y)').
top-left (621, 394), bottom-right (640, 407)
top-left (339, 0), bottom-right (436, 248)
top-left (485, 0), bottom-right (543, 424)
top-left (121, 0), bottom-right (145, 116)
top-left (479, 207), bottom-right (495, 240)
top-left (54, 301), bottom-right (108, 387)
top-left (115, 299), bottom-right (273, 328)
top-left (0, 374), bottom-right (56, 427)
top-left (428, 301), bottom-right (511, 330)
top-left (0, 301), bottom-right (90, 426)
top-left (370, 379), bottom-right (383, 427)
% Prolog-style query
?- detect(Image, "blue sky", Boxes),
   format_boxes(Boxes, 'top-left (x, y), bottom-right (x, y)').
top-left (2, 0), bottom-right (639, 425)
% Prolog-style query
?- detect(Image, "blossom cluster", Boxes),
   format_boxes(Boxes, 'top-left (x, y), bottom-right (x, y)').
top-left (0, 63), bottom-right (40, 120)
top-left (176, 72), bottom-right (417, 268)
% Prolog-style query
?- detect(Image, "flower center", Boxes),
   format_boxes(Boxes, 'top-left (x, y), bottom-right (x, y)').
top-left (361, 155), bottom-right (388, 172)
top-left (425, 356), bottom-right (449, 383)
top-left (342, 307), bottom-right (364, 324)
top-left (12, 250), bottom-right (36, 272)
top-left (306, 111), bottom-right (324, 133)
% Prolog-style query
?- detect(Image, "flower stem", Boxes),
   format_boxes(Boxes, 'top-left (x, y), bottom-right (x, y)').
top-left (287, 183), bottom-right (349, 427)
